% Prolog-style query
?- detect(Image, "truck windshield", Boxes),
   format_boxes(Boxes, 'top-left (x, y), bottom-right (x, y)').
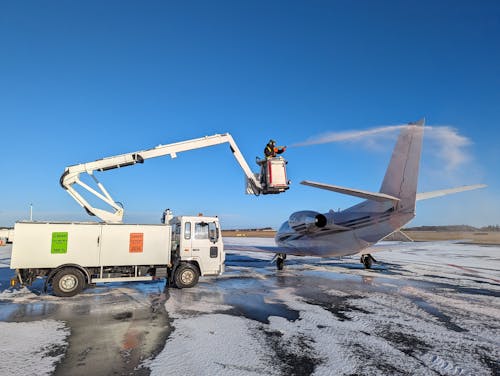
top-left (195, 223), bottom-right (208, 239)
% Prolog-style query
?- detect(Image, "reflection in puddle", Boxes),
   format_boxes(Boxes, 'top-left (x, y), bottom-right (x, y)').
top-left (0, 303), bottom-right (18, 320)
top-left (0, 282), bottom-right (172, 376)
top-left (223, 293), bottom-right (299, 324)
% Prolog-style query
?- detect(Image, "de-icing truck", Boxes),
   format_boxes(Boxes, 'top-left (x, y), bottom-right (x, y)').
top-left (10, 133), bottom-right (290, 297)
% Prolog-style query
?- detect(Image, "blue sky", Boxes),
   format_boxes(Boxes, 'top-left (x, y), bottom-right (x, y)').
top-left (1, 1), bottom-right (499, 229)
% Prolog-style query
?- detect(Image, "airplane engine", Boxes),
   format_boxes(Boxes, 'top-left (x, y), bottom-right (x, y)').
top-left (288, 211), bottom-right (327, 233)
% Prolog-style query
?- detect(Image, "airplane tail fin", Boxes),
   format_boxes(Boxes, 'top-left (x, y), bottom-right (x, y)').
top-left (379, 119), bottom-right (425, 212)
top-left (301, 119), bottom-right (485, 216)
top-left (301, 119), bottom-right (425, 212)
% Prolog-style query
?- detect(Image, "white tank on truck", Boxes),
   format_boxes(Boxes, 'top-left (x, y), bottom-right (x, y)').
top-left (11, 210), bottom-right (224, 297)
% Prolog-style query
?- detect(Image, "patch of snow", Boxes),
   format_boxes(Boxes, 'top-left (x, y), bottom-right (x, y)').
top-left (352, 292), bottom-right (497, 376)
top-left (147, 239), bottom-right (499, 375)
top-left (147, 314), bottom-right (276, 375)
top-left (0, 244), bottom-right (12, 268)
top-left (224, 237), bottom-right (276, 247)
top-left (0, 286), bottom-right (36, 300)
top-left (0, 320), bottom-right (69, 376)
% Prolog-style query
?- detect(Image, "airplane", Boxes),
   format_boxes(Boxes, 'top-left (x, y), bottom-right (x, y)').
top-left (228, 119), bottom-right (486, 270)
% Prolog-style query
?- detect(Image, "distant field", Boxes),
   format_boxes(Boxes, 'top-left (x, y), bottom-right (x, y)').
top-left (222, 230), bottom-right (276, 238)
top-left (403, 231), bottom-right (500, 244)
top-left (222, 230), bottom-right (500, 244)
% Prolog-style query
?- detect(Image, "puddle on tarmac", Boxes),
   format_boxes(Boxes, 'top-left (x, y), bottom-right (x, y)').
top-left (223, 293), bottom-right (299, 324)
top-left (225, 253), bottom-right (271, 268)
top-left (0, 282), bottom-right (172, 376)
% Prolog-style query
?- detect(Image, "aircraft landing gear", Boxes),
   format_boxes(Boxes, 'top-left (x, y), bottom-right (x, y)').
top-left (360, 254), bottom-right (376, 269)
top-left (276, 253), bottom-right (287, 270)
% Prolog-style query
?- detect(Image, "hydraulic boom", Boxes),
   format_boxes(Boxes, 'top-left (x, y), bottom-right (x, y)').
top-left (60, 133), bottom-right (289, 223)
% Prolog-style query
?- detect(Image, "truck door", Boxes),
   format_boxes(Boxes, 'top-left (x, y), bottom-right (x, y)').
top-left (189, 220), bottom-right (222, 275)
top-left (179, 220), bottom-right (192, 258)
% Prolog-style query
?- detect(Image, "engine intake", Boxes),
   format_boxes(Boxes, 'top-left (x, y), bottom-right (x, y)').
top-left (288, 211), bottom-right (327, 233)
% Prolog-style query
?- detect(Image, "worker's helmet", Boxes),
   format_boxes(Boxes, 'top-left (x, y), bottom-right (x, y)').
top-left (269, 139), bottom-right (276, 145)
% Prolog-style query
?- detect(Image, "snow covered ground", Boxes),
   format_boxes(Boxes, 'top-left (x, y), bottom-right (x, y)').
top-left (0, 320), bottom-right (69, 376)
top-left (0, 243), bottom-right (70, 375)
top-left (0, 239), bottom-right (499, 375)
top-left (0, 244), bottom-right (11, 268)
top-left (149, 238), bottom-right (500, 376)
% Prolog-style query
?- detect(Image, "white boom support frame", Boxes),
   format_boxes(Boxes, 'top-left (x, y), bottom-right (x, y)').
top-left (60, 133), bottom-right (280, 223)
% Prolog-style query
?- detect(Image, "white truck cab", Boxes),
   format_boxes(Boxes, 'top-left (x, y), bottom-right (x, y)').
top-left (170, 216), bottom-right (225, 277)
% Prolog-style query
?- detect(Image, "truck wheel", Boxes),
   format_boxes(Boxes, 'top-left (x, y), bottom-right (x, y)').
top-left (174, 264), bottom-right (199, 288)
top-left (52, 267), bottom-right (85, 297)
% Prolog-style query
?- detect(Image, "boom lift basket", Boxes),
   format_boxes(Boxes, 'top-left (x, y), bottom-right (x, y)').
top-left (252, 157), bottom-right (290, 195)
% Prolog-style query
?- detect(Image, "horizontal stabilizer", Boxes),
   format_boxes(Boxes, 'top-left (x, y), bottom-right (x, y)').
top-left (416, 184), bottom-right (487, 201)
top-left (301, 180), bottom-right (400, 203)
top-left (382, 230), bottom-right (414, 242)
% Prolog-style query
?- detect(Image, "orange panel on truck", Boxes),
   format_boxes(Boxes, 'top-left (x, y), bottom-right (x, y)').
top-left (129, 233), bottom-right (144, 253)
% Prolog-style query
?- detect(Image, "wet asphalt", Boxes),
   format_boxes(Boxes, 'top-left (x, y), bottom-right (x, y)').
top-left (0, 245), bottom-right (499, 375)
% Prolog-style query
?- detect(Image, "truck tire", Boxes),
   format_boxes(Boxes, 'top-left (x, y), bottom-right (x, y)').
top-left (52, 267), bottom-right (85, 297)
top-left (174, 263), bottom-right (199, 288)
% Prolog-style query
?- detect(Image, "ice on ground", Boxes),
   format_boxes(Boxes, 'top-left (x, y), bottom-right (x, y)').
top-left (377, 241), bottom-right (500, 284)
top-left (0, 320), bottom-right (69, 376)
top-left (146, 238), bottom-right (500, 375)
top-left (148, 314), bottom-right (275, 376)
top-left (2, 238), bottom-right (499, 375)
top-left (164, 288), bottom-right (233, 316)
top-left (152, 277), bottom-right (498, 375)
top-left (0, 286), bottom-right (37, 300)
top-left (224, 237), bottom-right (277, 247)
top-left (0, 244), bottom-right (12, 267)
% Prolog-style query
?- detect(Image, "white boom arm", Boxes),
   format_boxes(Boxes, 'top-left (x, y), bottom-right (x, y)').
top-left (60, 133), bottom-right (275, 223)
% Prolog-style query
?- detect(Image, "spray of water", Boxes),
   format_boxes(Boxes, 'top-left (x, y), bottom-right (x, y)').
top-left (291, 124), bottom-right (471, 171)
top-left (292, 125), bottom-right (407, 146)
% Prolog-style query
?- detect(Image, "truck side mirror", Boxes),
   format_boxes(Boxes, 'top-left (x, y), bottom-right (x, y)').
top-left (208, 222), bottom-right (219, 243)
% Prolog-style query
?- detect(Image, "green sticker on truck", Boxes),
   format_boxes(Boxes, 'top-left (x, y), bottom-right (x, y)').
top-left (51, 232), bottom-right (68, 254)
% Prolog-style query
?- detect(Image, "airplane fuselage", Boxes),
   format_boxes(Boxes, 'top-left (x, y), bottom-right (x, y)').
top-left (275, 207), bottom-right (415, 257)
top-left (273, 120), bottom-right (425, 259)
top-left (242, 120), bottom-right (483, 270)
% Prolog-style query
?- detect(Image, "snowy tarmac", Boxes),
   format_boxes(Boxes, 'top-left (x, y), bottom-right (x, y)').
top-left (0, 239), bottom-right (499, 375)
